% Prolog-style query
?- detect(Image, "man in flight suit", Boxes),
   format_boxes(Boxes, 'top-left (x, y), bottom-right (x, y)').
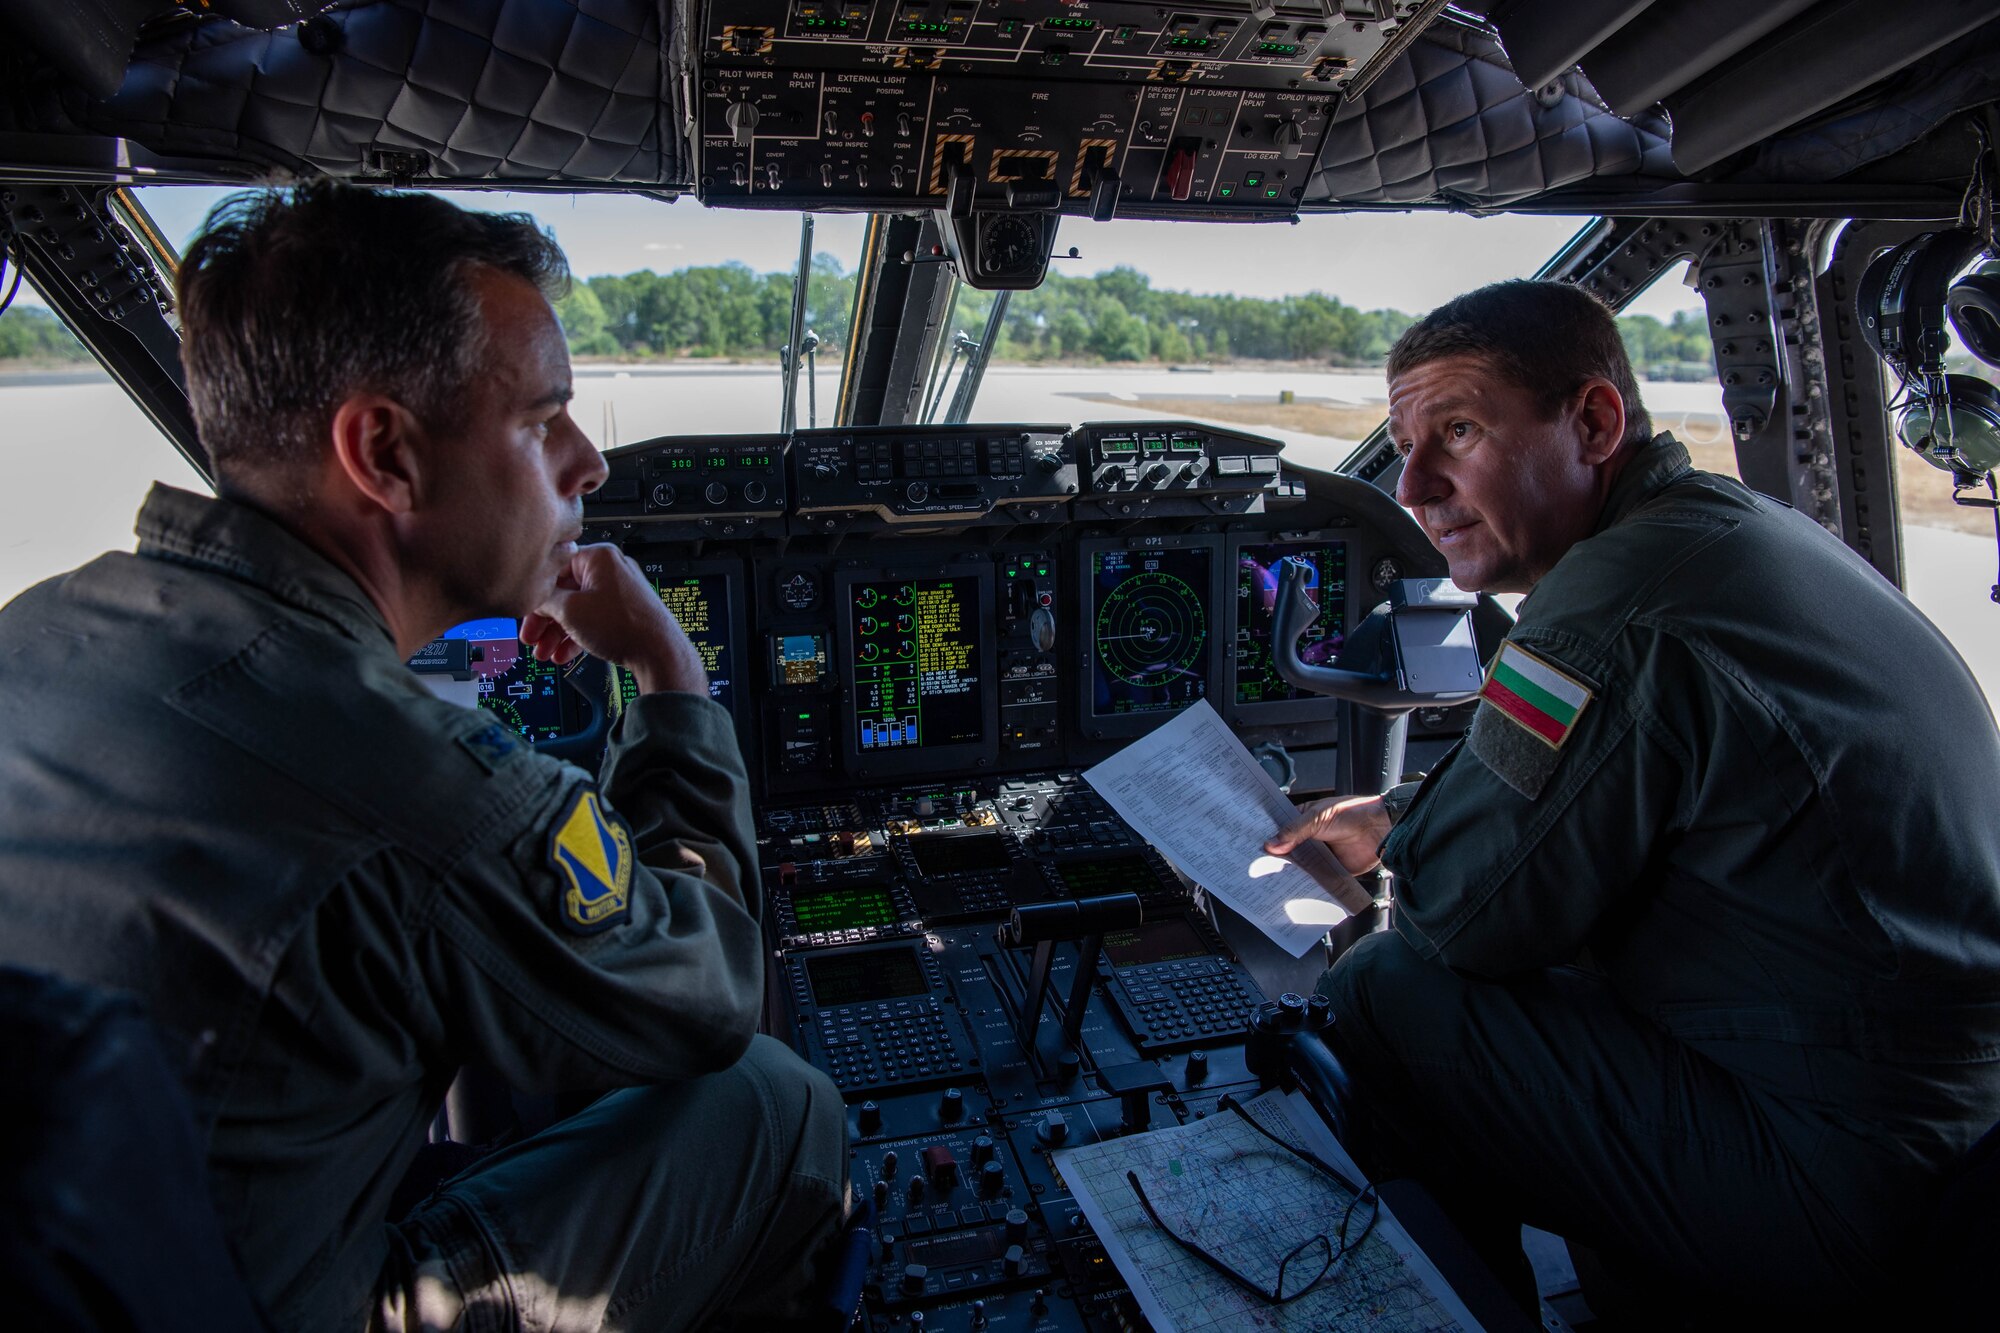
top-left (1266, 280), bottom-right (2000, 1317)
top-left (0, 183), bottom-right (847, 1331)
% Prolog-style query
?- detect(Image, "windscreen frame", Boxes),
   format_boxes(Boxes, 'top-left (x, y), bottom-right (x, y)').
top-left (833, 558), bottom-right (1000, 780)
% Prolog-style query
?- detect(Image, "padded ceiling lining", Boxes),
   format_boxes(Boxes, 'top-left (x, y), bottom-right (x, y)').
top-left (67, 0), bottom-right (686, 184)
top-left (1310, 19), bottom-right (1673, 208)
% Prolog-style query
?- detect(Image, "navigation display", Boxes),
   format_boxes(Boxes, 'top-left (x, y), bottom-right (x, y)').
top-left (1089, 545), bottom-right (1212, 716)
top-left (847, 576), bottom-right (984, 750)
top-left (806, 946), bottom-right (930, 1007)
top-left (645, 568), bottom-right (738, 715)
top-left (444, 618), bottom-right (570, 742)
top-left (1234, 541), bottom-right (1348, 706)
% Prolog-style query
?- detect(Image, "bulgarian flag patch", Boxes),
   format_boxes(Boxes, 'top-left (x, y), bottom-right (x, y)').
top-left (1481, 641), bottom-right (1594, 749)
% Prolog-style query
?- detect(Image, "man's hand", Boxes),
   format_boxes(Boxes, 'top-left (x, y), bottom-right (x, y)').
top-left (519, 544), bottom-right (707, 697)
top-left (1265, 794), bottom-right (1394, 876)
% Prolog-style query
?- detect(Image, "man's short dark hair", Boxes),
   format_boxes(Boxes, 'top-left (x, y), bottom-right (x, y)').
top-left (177, 181), bottom-right (569, 482)
top-left (1387, 279), bottom-right (1653, 449)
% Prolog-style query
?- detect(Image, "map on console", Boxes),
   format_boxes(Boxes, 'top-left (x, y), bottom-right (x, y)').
top-left (1054, 1090), bottom-right (1472, 1332)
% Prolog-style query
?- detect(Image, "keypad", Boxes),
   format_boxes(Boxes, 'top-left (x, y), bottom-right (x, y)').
top-left (813, 996), bottom-right (968, 1090)
top-left (1111, 958), bottom-right (1259, 1051)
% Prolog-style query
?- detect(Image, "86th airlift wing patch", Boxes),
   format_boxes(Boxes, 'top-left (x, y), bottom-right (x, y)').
top-left (548, 787), bottom-right (633, 933)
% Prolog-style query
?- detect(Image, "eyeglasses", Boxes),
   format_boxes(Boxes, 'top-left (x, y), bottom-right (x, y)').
top-left (1124, 1096), bottom-right (1381, 1307)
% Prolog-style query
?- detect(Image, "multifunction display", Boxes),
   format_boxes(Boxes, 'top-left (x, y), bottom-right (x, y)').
top-left (1233, 541), bottom-right (1348, 706)
top-left (1089, 545), bottom-right (1212, 716)
top-left (650, 570), bottom-right (738, 715)
top-left (806, 944), bottom-right (931, 1007)
top-left (847, 577), bottom-right (984, 750)
top-left (446, 618), bottom-right (570, 742)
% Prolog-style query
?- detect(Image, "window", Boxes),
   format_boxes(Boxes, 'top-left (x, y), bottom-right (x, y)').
top-left (0, 276), bottom-right (204, 608)
top-left (1620, 260), bottom-right (1735, 480)
top-left (1886, 255), bottom-right (2000, 708)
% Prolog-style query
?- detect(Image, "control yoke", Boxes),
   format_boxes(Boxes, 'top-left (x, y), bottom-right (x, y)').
top-left (1271, 556), bottom-right (1483, 714)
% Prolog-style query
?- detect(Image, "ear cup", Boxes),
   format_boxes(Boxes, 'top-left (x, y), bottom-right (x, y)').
top-left (1898, 374), bottom-right (2000, 477)
top-left (1856, 229), bottom-right (1984, 372)
top-left (1947, 272), bottom-right (2000, 368)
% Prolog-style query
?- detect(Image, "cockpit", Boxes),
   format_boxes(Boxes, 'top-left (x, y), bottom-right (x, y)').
top-left (4, 2), bottom-right (2000, 1330)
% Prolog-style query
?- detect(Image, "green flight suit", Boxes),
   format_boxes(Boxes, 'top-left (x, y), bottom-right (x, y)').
top-left (1320, 435), bottom-right (2000, 1311)
top-left (0, 485), bottom-right (846, 1332)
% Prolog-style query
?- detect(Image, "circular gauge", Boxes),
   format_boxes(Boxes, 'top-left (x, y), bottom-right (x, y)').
top-left (855, 585), bottom-right (879, 609)
top-left (894, 584), bottom-right (915, 606)
top-left (981, 214), bottom-right (1040, 274)
top-left (779, 571), bottom-right (821, 612)
top-left (1094, 571), bottom-right (1207, 687)
top-left (859, 616), bottom-right (878, 635)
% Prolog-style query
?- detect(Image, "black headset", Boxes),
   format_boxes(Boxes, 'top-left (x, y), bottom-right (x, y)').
top-left (1856, 228), bottom-right (2000, 482)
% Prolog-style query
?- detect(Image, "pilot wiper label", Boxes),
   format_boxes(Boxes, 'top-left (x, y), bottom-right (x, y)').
top-left (1480, 641), bottom-right (1592, 750)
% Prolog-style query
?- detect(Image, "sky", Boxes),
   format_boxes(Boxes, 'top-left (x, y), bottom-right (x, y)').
top-left (101, 186), bottom-right (1703, 321)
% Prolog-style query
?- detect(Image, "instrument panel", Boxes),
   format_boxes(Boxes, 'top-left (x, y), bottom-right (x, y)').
top-left (415, 419), bottom-right (1475, 1333)
top-left (691, 1), bottom-right (1424, 217)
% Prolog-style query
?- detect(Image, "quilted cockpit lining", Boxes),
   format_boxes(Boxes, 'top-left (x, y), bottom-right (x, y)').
top-left (72, 0), bottom-right (685, 185)
top-left (1310, 19), bottom-right (1676, 208)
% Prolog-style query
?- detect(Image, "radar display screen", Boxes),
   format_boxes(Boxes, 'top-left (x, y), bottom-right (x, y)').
top-left (647, 570), bottom-right (737, 715)
top-left (806, 946), bottom-right (930, 1007)
top-left (1054, 854), bottom-right (1159, 898)
top-left (791, 882), bottom-right (900, 933)
top-left (445, 618), bottom-right (570, 742)
top-left (1089, 546), bottom-right (1212, 716)
top-left (906, 829), bottom-right (1012, 877)
top-left (1104, 918), bottom-right (1213, 968)
top-left (1235, 542), bottom-right (1348, 706)
top-left (847, 577), bottom-right (984, 750)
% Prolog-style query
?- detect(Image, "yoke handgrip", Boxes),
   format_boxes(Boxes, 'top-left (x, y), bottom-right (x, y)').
top-left (1271, 555), bottom-right (1417, 711)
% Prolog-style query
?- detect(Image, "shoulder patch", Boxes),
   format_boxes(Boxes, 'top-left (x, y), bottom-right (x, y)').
top-left (1469, 642), bottom-right (1598, 801)
top-left (547, 787), bottom-right (633, 934)
top-left (1479, 641), bottom-right (1594, 750)
top-left (458, 721), bottom-right (522, 773)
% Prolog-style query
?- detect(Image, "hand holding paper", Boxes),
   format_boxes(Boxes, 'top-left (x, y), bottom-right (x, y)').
top-left (1082, 700), bottom-right (1374, 957)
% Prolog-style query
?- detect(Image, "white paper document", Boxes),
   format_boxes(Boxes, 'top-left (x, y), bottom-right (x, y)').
top-left (1053, 1089), bottom-right (1479, 1332)
top-left (1082, 699), bottom-right (1372, 957)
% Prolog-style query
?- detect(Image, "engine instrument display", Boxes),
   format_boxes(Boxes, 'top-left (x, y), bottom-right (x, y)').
top-left (806, 944), bottom-right (931, 1007)
top-left (1233, 541), bottom-right (1348, 706)
top-left (846, 576), bottom-right (984, 750)
top-left (1088, 545), bottom-right (1212, 716)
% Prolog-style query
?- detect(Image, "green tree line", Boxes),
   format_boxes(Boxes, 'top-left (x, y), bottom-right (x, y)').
top-left (547, 255), bottom-right (1714, 375)
top-left (2, 260), bottom-right (1716, 377)
top-left (0, 305), bottom-right (89, 363)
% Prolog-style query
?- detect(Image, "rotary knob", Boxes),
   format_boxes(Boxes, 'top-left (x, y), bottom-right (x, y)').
top-left (939, 1086), bottom-right (964, 1121)
top-left (650, 483), bottom-right (675, 508)
top-left (704, 481), bottom-right (729, 505)
top-left (980, 1159), bottom-right (1006, 1197)
top-left (857, 1101), bottom-right (882, 1135)
top-left (1144, 462), bottom-right (1173, 485)
top-left (905, 481), bottom-right (930, 504)
top-left (742, 479), bottom-right (769, 505)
